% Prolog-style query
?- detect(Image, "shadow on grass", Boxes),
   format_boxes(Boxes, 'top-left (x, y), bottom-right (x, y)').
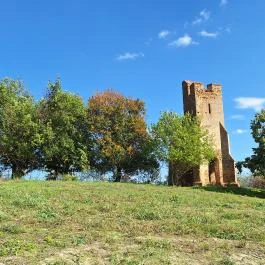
top-left (199, 186), bottom-right (265, 199)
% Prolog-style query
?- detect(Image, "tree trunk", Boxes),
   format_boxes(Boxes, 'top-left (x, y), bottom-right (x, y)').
top-left (168, 162), bottom-right (189, 186)
top-left (46, 170), bottom-right (58, 180)
top-left (168, 161), bottom-right (174, 186)
top-left (11, 165), bottom-right (24, 179)
top-left (114, 166), bottom-right (122, 182)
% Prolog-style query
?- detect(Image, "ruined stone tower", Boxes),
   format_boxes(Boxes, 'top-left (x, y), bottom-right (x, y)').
top-left (182, 80), bottom-right (238, 186)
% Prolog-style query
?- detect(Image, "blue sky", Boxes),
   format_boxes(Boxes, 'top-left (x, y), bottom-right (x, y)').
top-left (1, 0), bottom-right (265, 163)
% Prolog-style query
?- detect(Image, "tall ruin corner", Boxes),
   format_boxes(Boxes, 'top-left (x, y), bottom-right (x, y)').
top-left (181, 80), bottom-right (239, 187)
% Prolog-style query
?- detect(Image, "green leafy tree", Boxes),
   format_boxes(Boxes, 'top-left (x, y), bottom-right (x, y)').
top-left (237, 109), bottom-right (265, 177)
top-left (151, 111), bottom-right (215, 185)
top-left (87, 90), bottom-right (158, 182)
top-left (39, 79), bottom-right (89, 179)
top-left (0, 78), bottom-right (42, 178)
top-left (119, 137), bottom-right (160, 182)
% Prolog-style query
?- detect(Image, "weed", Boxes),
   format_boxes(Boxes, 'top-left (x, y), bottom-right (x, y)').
top-left (0, 210), bottom-right (9, 221)
top-left (1, 224), bottom-right (25, 234)
top-left (72, 235), bottom-right (87, 246)
top-left (0, 181), bottom-right (264, 264)
top-left (0, 240), bottom-right (35, 256)
top-left (217, 256), bottom-right (235, 265)
top-left (37, 207), bottom-right (57, 220)
top-left (135, 208), bottom-right (162, 220)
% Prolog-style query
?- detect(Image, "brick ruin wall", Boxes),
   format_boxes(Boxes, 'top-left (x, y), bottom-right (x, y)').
top-left (182, 80), bottom-right (238, 186)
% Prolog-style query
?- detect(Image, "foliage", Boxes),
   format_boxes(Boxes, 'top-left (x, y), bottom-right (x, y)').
top-left (60, 174), bottom-right (78, 181)
top-left (0, 79), bottom-right (42, 178)
top-left (87, 90), bottom-right (159, 182)
top-left (151, 111), bottom-right (215, 185)
top-left (237, 109), bottom-right (265, 177)
top-left (238, 175), bottom-right (265, 189)
top-left (39, 79), bottom-right (89, 179)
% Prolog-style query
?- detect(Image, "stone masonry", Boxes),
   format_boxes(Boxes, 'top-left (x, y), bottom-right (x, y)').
top-left (182, 80), bottom-right (239, 186)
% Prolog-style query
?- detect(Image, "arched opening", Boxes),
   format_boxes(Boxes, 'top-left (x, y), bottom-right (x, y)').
top-left (209, 160), bottom-right (216, 184)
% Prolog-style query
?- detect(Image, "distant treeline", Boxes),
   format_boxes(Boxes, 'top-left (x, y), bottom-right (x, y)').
top-left (1, 78), bottom-right (262, 184)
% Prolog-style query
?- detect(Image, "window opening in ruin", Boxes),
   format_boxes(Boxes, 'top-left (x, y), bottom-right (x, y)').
top-left (208, 103), bottom-right (211, 114)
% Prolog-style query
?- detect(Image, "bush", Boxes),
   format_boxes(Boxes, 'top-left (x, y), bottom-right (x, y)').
top-left (250, 176), bottom-right (265, 189)
top-left (238, 175), bottom-right (265, 189)
top-left (60, 174), bottom-right (78, 181)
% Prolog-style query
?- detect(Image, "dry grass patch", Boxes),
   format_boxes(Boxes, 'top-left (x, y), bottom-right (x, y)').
top-left (0, 181), bottom-right (264, 264)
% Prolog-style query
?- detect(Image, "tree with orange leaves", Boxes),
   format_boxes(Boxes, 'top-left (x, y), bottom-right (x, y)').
top-left (87, 90), bottom-right (158, 182)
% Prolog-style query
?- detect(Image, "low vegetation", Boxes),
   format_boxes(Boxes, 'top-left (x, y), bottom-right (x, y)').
top-left (0, 181), bottom-right (264, 264)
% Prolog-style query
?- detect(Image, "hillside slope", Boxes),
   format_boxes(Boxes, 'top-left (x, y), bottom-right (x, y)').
top-left (0, 181), bottom-right (264, 264)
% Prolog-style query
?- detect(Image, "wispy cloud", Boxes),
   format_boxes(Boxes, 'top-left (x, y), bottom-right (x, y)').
top-left (198, 30), bottom-right (219, 38)
top-left (230, 114), bottom-right (245, 120)
top-left (225, 27), bottom-right (231, 34)
top-left (145, 38), bottom-right (153, 46)
top-left (218, 26), bottom-right (232, 34)
top-left (233, 129), bottom-right (248, 135)
top-left (235, 97), bottom-right (265, 112)
top-left (220, 0), bottom-right (228, 7)
top-left (192, 18), bottom-right (203, 25)
top-left (158, 30), bottom-right (170, 39)
top-left (192, 9), bottom-right (210, 25)
top-left (200, 9), bottom-right (210, 20)
top-left (169, 34), bottom-right (198, 47)
top-left (116, 52), bottom-right (144, 61)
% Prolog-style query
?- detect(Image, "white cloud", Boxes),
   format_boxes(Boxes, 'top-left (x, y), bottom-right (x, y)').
top-left (220, 0), bottom-right (228, 7)
top-left (230, 114), bottom-right (245, 120)
top-left (199, 30), bottom-right (219, 38)
top-left (116, 52), bottom-right (144, 61)
top-left (145, 38), bottom-right (153, 46)
top-left (169, 34), bottom-right (198, 47)
top-left (233, 129), bottom-right (248, 135)
top-left (200, 9), bottom-right (210, 20)
top-left (192, 18), bottom-right (203, 25)
top-left (193, 9), bottom-right (210, 25)
top-left (158, 30), bottom-right (170, 39)
top-left (235, 97), bottom-right (265, 111)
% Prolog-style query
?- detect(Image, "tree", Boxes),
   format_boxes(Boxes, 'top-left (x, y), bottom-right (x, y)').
top-left (87, 90), bottom-right (158, 182)
top-left (237, 109), bottom-right (265, 177)
top-left (119, 137), bottom-right (160, 182)
top-left (151, 111), bottom-right (215, 185)
top-left (0, 78), bottom-right (42, 178)
top-left (39, 79), bottom-right (89, 179)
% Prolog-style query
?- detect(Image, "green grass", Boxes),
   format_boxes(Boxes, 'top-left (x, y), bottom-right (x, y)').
top-left (0, 181), bottom-right (265, 264)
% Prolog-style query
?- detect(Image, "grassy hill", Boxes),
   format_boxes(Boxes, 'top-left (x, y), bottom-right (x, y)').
top-left (0, 181), bottom-right (265, 265)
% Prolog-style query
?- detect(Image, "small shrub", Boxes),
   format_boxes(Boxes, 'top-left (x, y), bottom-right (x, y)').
top-left (60, 174), bottom-right (77, 181)
top-left (250, 176), bottom-right (265, 189)
top-left (238, 175), bottom-right (265, 189)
